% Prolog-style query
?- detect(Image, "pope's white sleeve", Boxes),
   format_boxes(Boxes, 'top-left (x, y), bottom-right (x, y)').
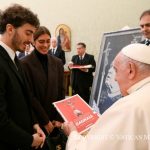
top-left (66, 131), bottom-right (87, 150)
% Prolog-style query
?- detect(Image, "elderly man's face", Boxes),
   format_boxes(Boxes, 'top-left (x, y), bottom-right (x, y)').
top-left (113, 53), bottom-right (130, 96)
top-left (51, 39), bottom-right (57, 48)
top-left (140, 14), bottom-right (150, 39)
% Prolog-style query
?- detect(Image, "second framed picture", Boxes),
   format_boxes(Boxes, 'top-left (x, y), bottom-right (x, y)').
top-left (55, 24), bottom-right (71, 52)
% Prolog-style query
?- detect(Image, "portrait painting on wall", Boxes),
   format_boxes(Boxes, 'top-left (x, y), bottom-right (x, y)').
top-left (55, 24), bottom-right (71, 52)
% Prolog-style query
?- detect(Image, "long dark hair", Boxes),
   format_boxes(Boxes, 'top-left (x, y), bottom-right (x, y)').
top-left (34, 26), bottom-right (51, 41)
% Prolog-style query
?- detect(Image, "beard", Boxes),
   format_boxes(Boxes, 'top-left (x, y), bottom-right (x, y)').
top-left (12, 30), bottom-right (26, 53)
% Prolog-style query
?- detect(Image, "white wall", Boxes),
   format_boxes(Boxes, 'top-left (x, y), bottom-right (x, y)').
top-left (0, 0), bottom-right (149, 69)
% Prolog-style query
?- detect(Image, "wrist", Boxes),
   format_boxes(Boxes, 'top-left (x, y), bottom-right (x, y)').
top-left (33, 123), bottom-right (40, 131)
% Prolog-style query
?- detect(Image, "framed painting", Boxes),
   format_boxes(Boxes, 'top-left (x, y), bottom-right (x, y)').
top-left (89, 28), bottom-right (143, 114)
top-left (55, 24), bottom-right (71, 52)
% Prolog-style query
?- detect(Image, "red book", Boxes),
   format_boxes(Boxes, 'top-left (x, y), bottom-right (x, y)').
top-left (53, 94), bottom-right (99, 134)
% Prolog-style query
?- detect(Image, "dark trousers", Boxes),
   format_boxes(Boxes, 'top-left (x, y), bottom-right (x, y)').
top-left (73, 85), bottom-right (90, 104)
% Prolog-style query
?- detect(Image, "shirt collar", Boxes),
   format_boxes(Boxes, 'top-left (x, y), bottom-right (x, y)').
top-left (79, 53), bottom-right (86, 59)
top-left (0, 41), bottom-right (16, 62)
top-left (145, 38), bottom-right (150, 44)
top-left (127, 76), bottom-right (150, 94)
top-left (52, 46), bottom-right (57, 50)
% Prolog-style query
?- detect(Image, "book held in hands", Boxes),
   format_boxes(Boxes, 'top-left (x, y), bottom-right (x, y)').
top-left (69, 64), bottom-right (93, 69)
top-left (53, 94), bottom-right (99, 134)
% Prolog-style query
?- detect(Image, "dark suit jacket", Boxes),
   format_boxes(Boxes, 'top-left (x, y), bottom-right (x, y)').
top-left (71, 53), bottom-right (96, 90)
top-left (20, 50), bottom-right (65, 126)
top-left (140, 39), bottom-right (150, 46)
top-left (0, 46), bottom-right (34, 150)
top-left (49, 46), bottom-right (66, 65)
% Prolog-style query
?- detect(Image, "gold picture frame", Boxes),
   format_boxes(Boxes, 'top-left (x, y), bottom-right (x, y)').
top-left (55, 24), bottom-right (71, 52)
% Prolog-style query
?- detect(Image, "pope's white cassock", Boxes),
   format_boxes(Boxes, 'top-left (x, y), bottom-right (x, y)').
top-left (66, 73), bottom-right (150, 149)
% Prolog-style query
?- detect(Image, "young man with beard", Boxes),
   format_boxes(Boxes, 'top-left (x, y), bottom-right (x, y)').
top-left (0, 4), bottom-right (45, 150)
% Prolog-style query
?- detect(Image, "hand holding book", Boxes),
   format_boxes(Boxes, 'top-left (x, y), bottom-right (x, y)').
top-left (69, 64), bottom-right (93, 69)
top-left (62, 122), bottom-right (77, 136)
top-left (53, 95), bottom-right (99, 134)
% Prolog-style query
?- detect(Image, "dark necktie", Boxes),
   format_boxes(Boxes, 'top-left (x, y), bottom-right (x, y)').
top-left (14, 55), bottom-right (27, 84)
top-left (79, 56), bottom-right (83, 65)
top-left (14, 55), bottom-right (29, 91)
top-left (145, 40), bottom-right (150, 46)
top-left (52, 49), bottom-right (55, 55)
top-left (14, 55), bottom-right (19, 70)
top-left (14, 55), bottom-right (23, 75)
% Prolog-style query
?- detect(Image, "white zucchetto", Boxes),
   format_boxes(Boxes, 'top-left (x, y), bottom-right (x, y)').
top-left (121, 43), bottom-right (150, 65)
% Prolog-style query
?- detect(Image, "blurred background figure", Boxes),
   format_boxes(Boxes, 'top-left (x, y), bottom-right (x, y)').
top-left (18, 43), bottom-right (34, 59)
top-left (49, 37), bottom-right (66, 65)
top-left (69, 42), bottom-right (96, 103)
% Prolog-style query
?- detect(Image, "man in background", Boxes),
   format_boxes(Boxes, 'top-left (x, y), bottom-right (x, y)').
top-left (0, 4), bottom-right (45, 149)
top-left (140, 9), bottom-right (150, 46)
top-left (64, 43), bottom-right (150, 150)
top-left (69, 42), bottom-right (96, 103)
top-left (18, 44), bottom-right (34, 59)
top-left (49, 37), bottom-right (66, 65)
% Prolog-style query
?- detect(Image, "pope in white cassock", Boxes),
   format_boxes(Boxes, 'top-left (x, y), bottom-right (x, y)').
top-left (63, 43), bottom-right (150, 150)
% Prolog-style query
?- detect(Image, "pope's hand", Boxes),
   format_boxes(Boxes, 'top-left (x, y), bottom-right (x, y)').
top-left (62, 122), bottom-right (77, 136)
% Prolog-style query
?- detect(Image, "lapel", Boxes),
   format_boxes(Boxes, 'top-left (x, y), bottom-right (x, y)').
top-left (47, 55), bottom-right (57, 79)
top-left (0, 46), bottom-right (25, 85)
top-left (49, 49), bottom-right (53, 55)
top-left (50, 48), bottom-right (59, 57)
top-left (31, 51), bottom-right (47, 83)
top-left (74, 55), bottom-right (80, 64)
top-left (81, 53), bottom-right (88, 65)
top-left (46, 55), bottom-right (57, 97)
top-left (75, 54), bottom-right (88, 65)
